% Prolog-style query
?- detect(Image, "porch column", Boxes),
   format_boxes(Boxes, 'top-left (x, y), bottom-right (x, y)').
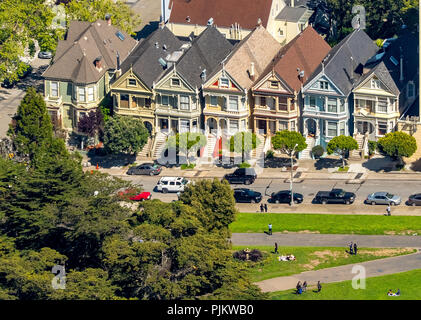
top-left (254, 118), bottom-right (257, 133)
top-left (128, 95), bottom-right (132, 109)
top-left (117, 93), bottom-right (120, 108)
top-left (168, 116), bottom-right (171, 133)
top-left (275, 96), bottom-right (279, 112)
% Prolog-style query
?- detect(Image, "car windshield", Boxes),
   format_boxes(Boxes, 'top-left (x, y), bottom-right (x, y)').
top-left (386, 193), bottom-right (394, 198)
top-left (182, 178), bottom-right (188, 185)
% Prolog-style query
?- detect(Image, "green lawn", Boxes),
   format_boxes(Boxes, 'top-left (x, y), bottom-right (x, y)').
top-left (233, 246), bottom-right (416, 282)
top-left (230, 213), bottom-right (421, 235)
top-left (269, 269), bottom-right (421, 300)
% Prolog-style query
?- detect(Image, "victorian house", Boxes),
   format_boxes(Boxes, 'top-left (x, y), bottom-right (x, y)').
top-left (42, 18), bottom-right (137, 132)
top-left (251, 26), bottom-right (330, 135)
top-left (202, 24), bottom-right (281, 136)
top-left (110, 25), bottom-right (183, 135)
top-left (153, 25), bottom-right (233, 134)
top-left (301, 29), bottom-right (378, 151)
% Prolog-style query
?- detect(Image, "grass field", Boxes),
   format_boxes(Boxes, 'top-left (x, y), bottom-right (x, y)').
top-left (230, 213), bottom-right (421, 235)
top-left (233, 246), bottom-right (416, 282)
top-left (269, 269), bottom-right (421, 300)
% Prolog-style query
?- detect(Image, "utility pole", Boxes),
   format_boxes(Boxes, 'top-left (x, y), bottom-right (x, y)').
top-left (290, 143), bottom-right (298, 206)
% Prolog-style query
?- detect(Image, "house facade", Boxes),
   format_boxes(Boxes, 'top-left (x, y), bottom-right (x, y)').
top-left (42, 18), bottom-right (137, 132)
top-left (301, 29), bottom-right (379, 149)
top-left (251, 26), bottom-right (330, 135)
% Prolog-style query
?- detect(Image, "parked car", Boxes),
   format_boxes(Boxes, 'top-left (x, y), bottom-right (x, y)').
top-left (407, 193), bottom-right (421, 206)
top-left (315, 188), bottom-right (355, 204)
top-left (233, 188), bottom-right (262, 203)
top-left (129, 192), bottom-right (152, 201)
top-left (38, 51), bottom-right (53, 59)
top-left (127, 163), bottom-right (162, 176)
top-left (270, 190), bottom-right (303, 204)
top-left (156, 176), bottom-right (190, 193)
top-left (224, 168), bottom-right (257, 185)
top-left (366, 192), bottom-right (401, 206)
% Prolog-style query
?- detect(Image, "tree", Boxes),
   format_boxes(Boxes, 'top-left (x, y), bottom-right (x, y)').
top-left (64, 0), bottom-right (142, 36)
top-left (103, 115), bottom-right (149, 155)
top-left (377, 131), bottom-right (417, 163)
top-left (271, 130), bottom-right (307, 157)
top-left (7, 87), bottom-right (53, 159)
top-left (77, 109), bottom-right (104, 143)
top-left (228, 132), bottom-right (261, 163)
top-left (166, 132), bottom-right (207, 165)
top-left (326, 135), bottom-right (358, 168)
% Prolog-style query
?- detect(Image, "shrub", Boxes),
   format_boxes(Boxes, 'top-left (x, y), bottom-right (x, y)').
top-left (368, 141), bottom-right (377, 155)
top-left (239, 162), bottom-right (251, 168)
top-left (266, 150), bottom-right (274, 159)
top-left (181, 163), bottom-right (196, 170)
top-left (311, 145), bottom-right (324, 158)
top-left (233, 249), bottom-right (263, 262)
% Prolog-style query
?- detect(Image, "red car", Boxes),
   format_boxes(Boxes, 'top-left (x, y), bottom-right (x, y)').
top-left (129, 192), bottom-right (152, 201)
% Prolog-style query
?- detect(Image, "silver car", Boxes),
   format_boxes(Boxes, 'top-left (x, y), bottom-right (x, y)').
top-left (38, 51), bottom-right (52, 59)
top-left (366, 192), bottom-right (401, 206)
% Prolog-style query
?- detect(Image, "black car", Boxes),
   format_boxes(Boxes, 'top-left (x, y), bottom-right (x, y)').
top-left (270, 190), bottom-right (303, 204)
top-left (315, 188), bottom-right (355, 204)
top-left (127, 163), bottom-right (162, 176)
top-left (224, 168), bottom-right (257, 185)
top-left (233, 188), bottom-right (262, 203)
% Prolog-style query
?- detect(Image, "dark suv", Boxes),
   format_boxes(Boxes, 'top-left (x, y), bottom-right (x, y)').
top-left (407, 193), bottom-right (421, 206)
top-left (224, 168), bottom-right (257, 185)
top-left (270, 190), bottom-right (303, 204)
top-left (233, 188), bottom-right (262, 203)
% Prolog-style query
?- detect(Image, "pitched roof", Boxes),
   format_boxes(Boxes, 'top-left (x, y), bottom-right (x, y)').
top-left (43, 20), bottom-right (137, 84)
top-left (220, 25), bottom-right (282, 89)
top-left (355, 61), bottom-right (400, 96)
top-left (120, 26), bottom-right (184, 88)
top-left (168, 0), bottom-right (273, 29)
top-left (172, 26), bottom-right (234, 89)
top-left (276, 6), bottom-right (308, 22)
top-left (306, 29), bottom-right (379, 95)
top-left (264, 26), bottom-right (330, 92)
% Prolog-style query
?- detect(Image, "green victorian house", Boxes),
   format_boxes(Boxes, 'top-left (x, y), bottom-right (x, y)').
top-left (42, 18), bottom-right (137, 133)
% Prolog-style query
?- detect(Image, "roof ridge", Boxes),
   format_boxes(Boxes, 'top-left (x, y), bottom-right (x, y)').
top-left (324, 29), bottom-right (359, 69)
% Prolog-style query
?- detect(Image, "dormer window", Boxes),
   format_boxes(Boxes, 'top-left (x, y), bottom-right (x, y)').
top-left (220, 78), bottom-right (229, 88)
top-left (371, 79), bottom-right (381, 89)
top-left (270, 81), bottom-right (278, 88)
top-left (128, 78), bottom-right (136, 86)
top-left (320, 81), bottom-right (329, 90)
top-left (171, 78), bottom-right (180, 86)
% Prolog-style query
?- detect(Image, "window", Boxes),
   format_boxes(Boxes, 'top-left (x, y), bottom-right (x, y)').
top-left (120, 94), bottom-right (129, 108)
top-left (230, 120), bottom-right (239, 132)
top-left (210, 96), bottom-right (218, 106)
top-left (171, 78), bottom-right (180, 86)
top-left (327, 98), bottom-right (337, 113)
top-left (220, 78), bottom-right (229, 88)
top-left (290, 121), bottom-right (296, 131)
top-left (145, 98), bottom-right (151, 108)
top-left (87, 87), bottom-right (94, 102)
top-left (377, 97), bottom-right (387, 113)
top-left (378, 122), bottom-right (387, 135)
top-left (309, 96), bottom-right (316, 108)
top-left (371, 79), bottom-right (381, 89)
top-left (78, 87), bottom-right (85, 102)
top-left (340, 122), bottom-right (345, 135)
top-left (320, 81), bottom-right (329, 90)
top-left (408, 82), bottom-right (415, 98)
top-left (327, 122), bottom-right (337, 137)
top-left (180, 95), bottom-right (189, 110)
top-left (278, 28), bottom-right (284, 36)
top-left (50, 82), bottom-right (59, 97)
top-left (279, 121), bottom-right (288, 131)
top-left (290, 100), bottom-right (295, 111)
top-left (162, 95), bottom-right (169, 106)
top-left (116, 31), bottom-right (125, 41)
top-left (260, 97), bottom-right (266, 107)
top-left (270, 81), bottom-right (278, 88)
top-left (229, 96), bottom-right (238, 110)
top-left (241, 119), bottom-right (246, 130)
top-left (278, 97), bottom-right (288, 111)
top-left (128, 78), bottom-right (136, 86)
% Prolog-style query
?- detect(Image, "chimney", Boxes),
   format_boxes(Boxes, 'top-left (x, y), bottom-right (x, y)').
top-left (400, 47), bottom-right (404, 82)
top-left (250, 62), bottom-right (255, 81)
top-left (105, 14), bottom-right (111, 26)
top-left (116, 51), bottom-right (121, 77)
top-left (94, 56), bottom-right (103, 71)
top-left (291, 0), bottom-right (295, 7)
top-left (257, 18), bottom-right (262, 27)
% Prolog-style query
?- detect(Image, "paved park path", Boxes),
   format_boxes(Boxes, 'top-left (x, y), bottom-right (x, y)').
top-left (231, 233), bottom-right (421, 292)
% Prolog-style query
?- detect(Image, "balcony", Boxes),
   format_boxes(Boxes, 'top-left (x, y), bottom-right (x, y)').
top-left (45, 95), bottom-right (62, 108)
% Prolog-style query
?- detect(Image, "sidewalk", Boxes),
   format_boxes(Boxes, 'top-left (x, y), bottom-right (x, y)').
top-left (255, 251), bottom-right (421, 292)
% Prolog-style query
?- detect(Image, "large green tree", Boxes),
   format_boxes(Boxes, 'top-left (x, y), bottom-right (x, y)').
top-left (378, 131), bottom-right (417, 163)
top-left (326, 135), bottom-right (358, 168)
top-left (271, 130), bottom-right (307, 157)
top-left (103, 115), bottom-right (149, 155)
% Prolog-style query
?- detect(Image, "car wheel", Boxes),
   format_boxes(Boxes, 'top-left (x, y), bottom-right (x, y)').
top-left (250, 199), bottom-right (255, 204)
top-left (162, 188), bottom-right (168, 194)
top-left (412, 202), bottom-right (416, 207)
top-left (149, 171), bottom-right (154, 176)
top-left (371, 201), bottom-right (376, 205)
top-left (391, 202), bottom-right (396, 206)
top-left (245, 180), bottom-right (251, 185)
top-left (345, 200), bottom-right (350, 205)
top-left (322, 200), bottom-right (327, 205)
top-left (294, 200), bottom-right (299, 204)
top-left (275, 200), bottom-right (280, 204)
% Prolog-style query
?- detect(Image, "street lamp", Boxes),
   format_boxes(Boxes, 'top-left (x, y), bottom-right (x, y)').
top-left (290, 143), bottom-right (298, 206)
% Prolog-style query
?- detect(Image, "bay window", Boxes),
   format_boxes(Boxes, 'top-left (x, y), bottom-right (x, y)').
top-left (180, 95), bottom-right (189, 110)
top-left (327, 121), bottom-right (337, 137)
top-left (87, 87), bottom-right (94, 102)
top-left (50, 82), bottom-right (58, 97)
top-left (327, 98), bottom-right (337, 113)
top-left (78, 87), bottom-right (85, 102)
top-left (229, 96), bottom-right (238, 111)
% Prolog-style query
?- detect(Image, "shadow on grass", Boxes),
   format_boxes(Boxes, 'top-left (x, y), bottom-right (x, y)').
top-left (362, 156), bottom-right (397, 172)
top-left (314, 158), bottom-right (342, 170)
top-left (265, 157), bottom-right (296, 168)
top-left (410, 158), bottom-right (421, 172)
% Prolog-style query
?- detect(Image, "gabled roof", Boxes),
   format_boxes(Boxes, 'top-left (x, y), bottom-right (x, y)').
top-left (276, 6), bottom-right (309, 22)
top-left (168, 0), bottom-right (273, 30)
top-left (43, 20), bottom-right (137, 84)
top-left (120, 26), bottom-right (184, 89)
top-left (170, 26), bottom-right (234, 89)
top-left (306, 29), bottom-right (379, 96)
top-left (260, 26), bottom-right (330, 92)
top-left (213, 25), bottom-right (281, 90)
top-left (354, 61), bottom-right (400, 96)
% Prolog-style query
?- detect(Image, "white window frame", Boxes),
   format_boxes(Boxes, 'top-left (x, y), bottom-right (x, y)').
top-left (210, 96), bottom-right (218, 106)
top-left (220, 78), bottom-right (229, 88)
top-left (171, 78), bottom-right (180, 87)
top-left (127, 78), bottom-right (137, 87)
top-left (87, 86), bottom-right (94, 102)
top-left (327, 121), bottom-right (337, 137)
top-left (320, 81), bottom-right (329, 90)
top-left (371, 79), bottom-right (381, 89)
top-left (78, 87), bottom-right (86, 102)
top-left (228, 96), bottom-right (238, 111)
top-left (50, 81), bottom-right (59, 97)
top-left (180, 95), bottom-right (189, 110)
top-left (161, 95), bottom-right (169, 106)
top-left (377, 97), bottom-right (388, 113)
top-left (327, 98), bottom-right (337, 113)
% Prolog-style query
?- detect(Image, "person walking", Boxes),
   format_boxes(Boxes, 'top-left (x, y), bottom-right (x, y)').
top-left (386, 204), bottom-right (391, 216)
top-left (268, 223), bottom-right (272, 235)
top-left (317, 281), bottom-right (322, 293)
top-left (349, 242), bottom-right (354, 255)
top-left (302, 281), bottom-right (307, 292)
top-left (353, 243), bottom-right (358, 255)
top-left (260, 203), bottom-right (264, 213)
top-left (264, 203), bottom-right (268, 213)
top-left (296, 281), bottom-right (302, 294)
top-left (274, 242), bottom-right (278, 254)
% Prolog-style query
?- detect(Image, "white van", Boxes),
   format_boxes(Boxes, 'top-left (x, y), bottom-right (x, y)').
top-left (156, 177), bottom-right (190, 193)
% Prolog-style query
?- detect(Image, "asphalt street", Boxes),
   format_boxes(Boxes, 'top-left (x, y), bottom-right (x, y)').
top-left (121, 175), bottom-right (421, 214)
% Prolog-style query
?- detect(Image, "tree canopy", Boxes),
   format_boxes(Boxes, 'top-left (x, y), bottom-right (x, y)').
top-left (271, 130), bottom-right (307, 157)
top-left (378, 131), bottom-right (417, 162)
top-left (326, 135), bottom-right (358, 167)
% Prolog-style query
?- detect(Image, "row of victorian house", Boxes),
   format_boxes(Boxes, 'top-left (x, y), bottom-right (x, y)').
top-left (42, 17), bottom-right (419, 158)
